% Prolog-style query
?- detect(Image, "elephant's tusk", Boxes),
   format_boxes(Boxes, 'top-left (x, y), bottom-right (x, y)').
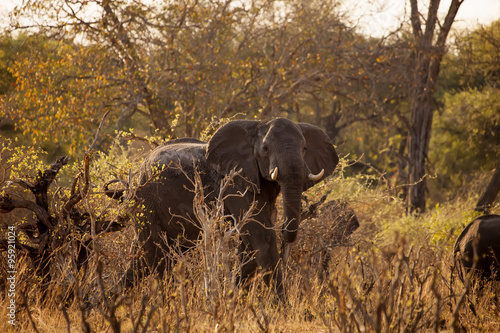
top-left (308, 169), bottom-right (324, 181)
top-left (270, 167), bottom-right (278, 180)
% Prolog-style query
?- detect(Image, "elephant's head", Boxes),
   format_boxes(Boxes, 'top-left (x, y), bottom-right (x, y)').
top-left (206, 118), bottom-right (339, 244)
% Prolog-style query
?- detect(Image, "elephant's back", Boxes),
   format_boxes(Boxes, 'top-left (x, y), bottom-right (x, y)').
top-left (141, 140), bottom-right (208, 179)
top-left (454, 214), bottom-right (500, 261)
top-left (454, 218), bottom-right (481, 255)
top-left (149, 139), bottom-right (207, 165)
top-left (135, 139), bottom-right (211, 241)
top-left (474, 215), bottom-right (500, 251)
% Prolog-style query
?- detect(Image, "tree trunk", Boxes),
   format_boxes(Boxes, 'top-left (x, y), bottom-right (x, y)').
top-left (408, 56), bottom-right (441, 213)
top-left (407, 0), bottom-right (463, 213)
top-left (396, 134), bottom-right (408, 201)
top-left (476, 161), bottom-right (500, 212)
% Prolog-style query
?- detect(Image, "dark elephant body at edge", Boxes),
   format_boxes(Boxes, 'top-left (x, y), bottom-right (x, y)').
top-left (454, 214), bottom-right (500, 281)
top-left (125, 118), bottom-right (339, 295)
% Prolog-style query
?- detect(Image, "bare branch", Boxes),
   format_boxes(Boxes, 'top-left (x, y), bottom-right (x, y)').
top-left (436, 0), bottom-right (464, 48)
top-left (0, 195), bottom-right (53, 230)
top-left (409, 0), bottom-right (423, 40)
top-left (86, 110), bottom-right (110, 155)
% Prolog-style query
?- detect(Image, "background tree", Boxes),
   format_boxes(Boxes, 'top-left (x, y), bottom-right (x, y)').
top-left (407, 0), bottom-right (464, 213)
top-left (428, 19), bottom-right (500, 204)
top-left (476, 161), bottom-right (500, 212)
top-left (2, 0), bottom-right (498, 212)
top-left (3, 0), bottom-right (367, 148)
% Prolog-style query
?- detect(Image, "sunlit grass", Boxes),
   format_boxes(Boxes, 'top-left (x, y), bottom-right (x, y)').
top-left (1, 150), bottom-right (500, 332)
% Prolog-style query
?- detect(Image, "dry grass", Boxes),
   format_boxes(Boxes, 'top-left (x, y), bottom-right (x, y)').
top-left (2, 155), bottom-right (500, 332)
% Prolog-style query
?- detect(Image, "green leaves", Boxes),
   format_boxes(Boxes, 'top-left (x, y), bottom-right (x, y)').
top-left (430, 86), bottom-right (500, 189)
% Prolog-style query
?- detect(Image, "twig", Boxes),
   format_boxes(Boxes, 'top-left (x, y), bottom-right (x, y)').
top-left (141, 304), bottom-right (158, 333)
top-left (96, 261), bottom-right (126, 333)
top-left (63, 110), bottom-right (109, 214)
top-left (59, 303), bottom-right (71, 333)
top-left (76, 279), bottom-right (91, 333)
top-left (132, 294), bottom-right (148, 332)
top-left (86, 110), bottom-right (110, 156)
top-left (20, 292), bottom-right (40, 333)
top-left (0, 196), bottom-right (53, 229)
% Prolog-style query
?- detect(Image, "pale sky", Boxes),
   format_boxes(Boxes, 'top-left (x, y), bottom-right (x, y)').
top-left (1, 0), bottom-right (499, 36)
top-left (340, 0), bottom-right (500, 36)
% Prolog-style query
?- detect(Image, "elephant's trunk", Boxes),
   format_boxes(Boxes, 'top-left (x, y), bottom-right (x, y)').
top-left (281, 182), bottom-right (303, 243)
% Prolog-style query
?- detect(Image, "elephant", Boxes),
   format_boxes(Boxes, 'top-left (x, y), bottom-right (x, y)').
top-left (453, 214), bottom-right (500, 282)
top-left (318, 200), bottom-right (359, 245)
top-left (295, 199), bottom-right (359, 280)
top-left (113, 118), bottom-right (339, 295)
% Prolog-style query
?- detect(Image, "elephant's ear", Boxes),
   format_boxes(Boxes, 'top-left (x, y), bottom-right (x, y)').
top-left (299, 123), bottom-right (339, 191)
top-left (206, 120), bottom-right (261, 191)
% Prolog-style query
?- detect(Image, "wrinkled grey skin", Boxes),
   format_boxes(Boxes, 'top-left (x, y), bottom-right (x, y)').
top-left (125, 118), bottom-right (338, 295)
top-left (319, 200), bottom-right (359, 245)
top-left (319, 200), bottom-right (359, 279)
top-left (298, 199), bottom-right (359, 280)
top-left (453, 214), bottom-right (500, 282)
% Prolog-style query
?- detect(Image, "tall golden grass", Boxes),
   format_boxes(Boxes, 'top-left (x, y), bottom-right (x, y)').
top-left (1, 150), bottom-right (499, 332)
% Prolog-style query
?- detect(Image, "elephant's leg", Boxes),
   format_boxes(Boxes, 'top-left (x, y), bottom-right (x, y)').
top-left (320, 250), bottom-right (332, 282)
top-left (237, 241), bottom-right (259, 286)
top-left (118, 226), bottom-right (171, 290)
top-left (224, 190), bottom-right (284, 297)
top-left (120, 250), bottom-right (149, 289)
top-left (237, 214), bottom-right (283, 296)
top-left (237, 233), bottom-right (283, 299)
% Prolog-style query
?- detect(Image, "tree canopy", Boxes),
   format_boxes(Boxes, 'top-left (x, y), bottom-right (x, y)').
top-left (1, 0), bottom-right (499, 210)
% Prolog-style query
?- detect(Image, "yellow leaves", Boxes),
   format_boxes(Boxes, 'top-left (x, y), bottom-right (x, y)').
top-left (4, 142), bottom-right (47, 181)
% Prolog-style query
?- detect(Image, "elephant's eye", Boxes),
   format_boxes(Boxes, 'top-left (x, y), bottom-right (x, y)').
top-left (262, 145), bottom-right (269, 154)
